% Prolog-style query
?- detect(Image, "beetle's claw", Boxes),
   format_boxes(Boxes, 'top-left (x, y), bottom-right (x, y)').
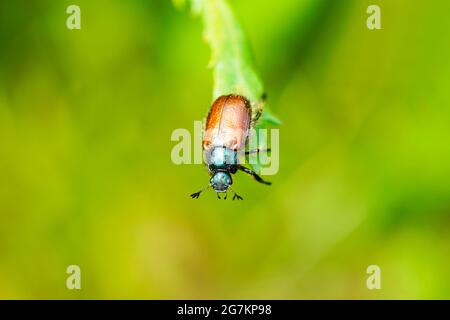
top-left (232, 194), bottom-right (243, 201)
top-left (190, 192), bottom-right (200, 199)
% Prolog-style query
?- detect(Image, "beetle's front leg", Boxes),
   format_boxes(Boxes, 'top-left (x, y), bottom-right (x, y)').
top-left (237, 165), bottom-right (271, 185)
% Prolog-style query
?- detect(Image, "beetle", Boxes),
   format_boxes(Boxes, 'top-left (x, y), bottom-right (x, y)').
top-left (190, 94), bottom-right (271, 200)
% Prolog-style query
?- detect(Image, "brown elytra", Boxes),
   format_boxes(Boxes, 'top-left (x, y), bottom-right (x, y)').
top-left (203, 95), bottom-right (251, 151)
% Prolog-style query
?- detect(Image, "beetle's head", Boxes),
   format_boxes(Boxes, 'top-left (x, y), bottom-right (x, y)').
top-left (210, 171), bottom-right (232, 192)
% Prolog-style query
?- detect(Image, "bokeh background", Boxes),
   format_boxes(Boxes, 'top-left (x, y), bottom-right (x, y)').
top-left (0, 0), bottom-right (449, 299)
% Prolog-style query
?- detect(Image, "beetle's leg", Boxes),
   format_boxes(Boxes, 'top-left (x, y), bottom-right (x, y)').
top-left (217, 193), bottom-right (221, 199)
top-left (251, 93), bottom-right (267, 125)
top-left (244, 148), bottom-right (271, 155)
top-left (229, 187), bottom-right (243, 200)
top-left (224, 191), bottom-right (228, 200)
top-left (237, 148), bottom-right (271, 155)
top-left (237, 165), bottom-right (271, 185)
top-left (190, 185), bottom-right (211, 199)
top-left (237, 148), bottom-right (270, 166)
top-left (233, 193), bottom-right (243, 201)
top-left (251, 108), bottom-right (262, 126)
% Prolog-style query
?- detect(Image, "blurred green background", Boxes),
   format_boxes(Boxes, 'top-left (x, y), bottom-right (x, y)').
top-left (0, 0), bottom-right (449, 299)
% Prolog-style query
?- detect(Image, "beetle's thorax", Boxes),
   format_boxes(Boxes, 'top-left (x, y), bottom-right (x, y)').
top-left (205, 146), bottom-right (237, 171)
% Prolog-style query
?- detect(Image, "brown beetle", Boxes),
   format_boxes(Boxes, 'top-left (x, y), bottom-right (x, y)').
top-left (190, 94), bottom-right (271, 200)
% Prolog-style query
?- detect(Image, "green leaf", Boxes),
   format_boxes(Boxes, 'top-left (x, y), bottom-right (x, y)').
top-left (172, 0), bottom-right (204, 15)
top-left (175, 0), bottom-right (281, 126)
top-left (175, 0), bottom-right (281, 173)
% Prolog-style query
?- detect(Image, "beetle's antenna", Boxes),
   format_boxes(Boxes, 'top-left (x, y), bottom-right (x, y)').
top-left (190, 185), bottom-right (211, 199)
top-left (229, 187), bottom-right (243, 201)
